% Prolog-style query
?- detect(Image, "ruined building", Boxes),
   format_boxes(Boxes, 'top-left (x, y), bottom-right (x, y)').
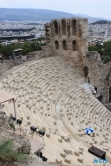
top-left (1, 17), bottom-right (111, 165)
top-left (45, 18), bottom-right (88, 61)
top-left (45, 18), bottom-right (111, 105)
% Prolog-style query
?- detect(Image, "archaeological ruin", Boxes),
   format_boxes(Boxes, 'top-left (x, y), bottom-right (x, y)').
top-left (0, 17), bottom-right (111, 165)
top-left (45, 18), bottom-right (111, 106)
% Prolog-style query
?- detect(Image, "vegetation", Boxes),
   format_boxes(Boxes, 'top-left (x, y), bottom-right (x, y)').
top-left (0, 40), bottom-right (42, 59)
top-left (0, 139), bottom-right (28, 165)
top-left (105, 72), bottom-right (110, 82)
top-left (88, 40), bottom-right (111, 63)
top-left (9, 123), bottom-right (15, 131)
top-left (90, 20), bottom-right (110, 25)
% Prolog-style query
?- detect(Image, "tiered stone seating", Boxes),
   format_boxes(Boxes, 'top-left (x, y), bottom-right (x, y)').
top-left (0, 56), bottom-right (111, 165)
top-left (60, 85), bottom-right (111, 157)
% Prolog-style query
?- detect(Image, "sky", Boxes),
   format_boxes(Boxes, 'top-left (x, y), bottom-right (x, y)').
top-left (0, 0), bottom-right (111, 19)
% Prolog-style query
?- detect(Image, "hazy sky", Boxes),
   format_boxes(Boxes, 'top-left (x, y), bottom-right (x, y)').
top-left (0, 0), bottom-right (111, 19)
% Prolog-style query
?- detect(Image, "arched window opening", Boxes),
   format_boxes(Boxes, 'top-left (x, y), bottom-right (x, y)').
top-left (54, 21), bottom-right (58, 35)
top-left (67, 24), bottom-right (70, 37)
top-left (55, 41), bottom-right (59, 49)
top-left (63, 40), bottom-right (67, 50)
top-left (72, 19), bottom-right (76, 35)
top-left (79, 24), bottom-right (82, 38)
top-left (72, 40), bottom-right (77, 51)
top-left (109, 87), bottom-right (111, 102)
top-left (61, 20), bottom-right (66, 35)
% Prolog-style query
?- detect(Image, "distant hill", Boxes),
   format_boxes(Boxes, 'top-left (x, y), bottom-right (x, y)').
top-left (0, 8), bottom-right (107, 22)
top-left (0, 8), bottom-right (74, 21)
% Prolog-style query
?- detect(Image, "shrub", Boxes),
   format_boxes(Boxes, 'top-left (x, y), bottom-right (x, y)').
top-left (0, 139), bottom-right (28, 164)
top-left (9, 123), bottom-right (15, 131)
top-left (88, 41), bottom-right (111, 63)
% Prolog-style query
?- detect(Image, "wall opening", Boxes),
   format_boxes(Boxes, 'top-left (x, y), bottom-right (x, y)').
top-left (109, 87), bottom-right (111, 102)
top-left (54, 20), bottom-right (58, 35)
top-left (95, 87), bottom-right (97, 92)
top-left (67, 24), bottom-right (70, 37)
top-left (63, 40), bottom-right (67, 50)
top-left (61, 20), bottom-right (66, 35)
top-left (78, 24), bottom-right (82, 38)
top-left (55, 40), bottom-right (59, 49)
top-left (83, 66), bottom-right (88, 78)
top-left (97, 95), bottom-right (103, 102)
top-left (72, 19), bottom-right (76, 35)
top-left (88, 77), bottom-right (90, 83)
top-left (72, 40), bottom-right (77, 51)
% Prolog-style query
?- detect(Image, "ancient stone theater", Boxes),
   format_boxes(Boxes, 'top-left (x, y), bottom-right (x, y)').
top-left (0, 17), bottom-right (111, 165)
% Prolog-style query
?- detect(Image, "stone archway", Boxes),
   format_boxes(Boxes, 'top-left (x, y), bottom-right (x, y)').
top-left (72, 40), bottom-right (77, 51)
top-left (72, 19), bottom-right (76, 35)
top-left (54, 20), bottom-right (58, 35)
top-left (67, 23), bottom-right (70, 37)
top-left (62, 40), bottom-right (67, 50)
top-left (61, 20), bottom-right (66, 35)
top-left (55, 40), bottom-right (59, 49)
top-left (78, 24), bottom-right (82, 38)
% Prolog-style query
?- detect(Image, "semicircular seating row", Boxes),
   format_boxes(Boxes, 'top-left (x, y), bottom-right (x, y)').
top-left (0, 56), bottom-right (111, 165)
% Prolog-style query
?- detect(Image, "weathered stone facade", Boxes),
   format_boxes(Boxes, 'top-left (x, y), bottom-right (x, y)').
top-left (45, 18), bottom-right (88, 60)
top-left (45, 18), bottom-right (111, 105)
top-left (84, 52), bottom-right (111, 103)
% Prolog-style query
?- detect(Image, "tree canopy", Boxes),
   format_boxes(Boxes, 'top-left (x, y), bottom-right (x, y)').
top-left (0, 40), bottom-right (42, 59)
top-left (88, 41), bottom-right (111, 63)
top-left (90, 20), bottom-right (110, 25)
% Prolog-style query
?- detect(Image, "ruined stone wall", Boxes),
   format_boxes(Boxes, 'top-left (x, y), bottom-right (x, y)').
top-left (45, 18), bottom-right (89, 75)
top-left (45, 18), bottom-right (88, 59)
top-left (1, 47), bottom-right (51, 74)
top-left (45, 18), bottom-right (111, 104)
top-left (83, 52), bottom-right (111, 103)
top-left (103, 62), bottom-right (111, 103)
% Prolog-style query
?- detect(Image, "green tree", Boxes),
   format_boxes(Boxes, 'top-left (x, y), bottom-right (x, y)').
top-left (0, 44), bottom-right (15, 59)
top-left (0, 41), bottom-right (42, 59)
top-left (88, 41), bottom-right (111, 63)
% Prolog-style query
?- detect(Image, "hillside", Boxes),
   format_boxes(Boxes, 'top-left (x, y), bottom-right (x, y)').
top-left (0, 8), bottom-right (74, 21)
top-left (0, 8), bottom-right (105, 22)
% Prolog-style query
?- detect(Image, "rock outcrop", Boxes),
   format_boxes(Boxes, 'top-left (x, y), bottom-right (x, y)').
top-left (0, 112), bottom-right (31, 154)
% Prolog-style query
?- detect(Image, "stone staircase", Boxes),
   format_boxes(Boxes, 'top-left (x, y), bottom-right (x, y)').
top-left (81, 83), bottom-right (96, 94)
